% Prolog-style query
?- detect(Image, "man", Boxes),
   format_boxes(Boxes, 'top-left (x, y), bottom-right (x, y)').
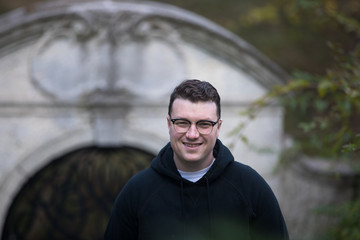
top-left (104, 79), bottom-right (289, 240)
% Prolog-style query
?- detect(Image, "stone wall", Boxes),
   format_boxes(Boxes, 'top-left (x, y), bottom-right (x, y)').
top-left (0, 0), bottom-right (289, 237)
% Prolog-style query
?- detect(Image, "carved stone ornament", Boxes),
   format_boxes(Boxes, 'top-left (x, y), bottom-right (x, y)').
top-left (30, 9), bottom-right (186, 102)
top-left (0, 1), bottom-right (290, 103)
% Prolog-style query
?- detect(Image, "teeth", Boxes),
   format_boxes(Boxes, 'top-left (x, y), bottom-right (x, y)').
top-left (185, 143), bottom-right (199, 147)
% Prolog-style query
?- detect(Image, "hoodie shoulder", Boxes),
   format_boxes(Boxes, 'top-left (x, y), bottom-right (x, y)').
top-left (224, 161), bottom-right (269, 190)
top-left (223, 161), bottom-right (280, 210)
top-left (150, 143), bottom-right (182, 181)
top-left (124, 167), bottom-right (161, 190)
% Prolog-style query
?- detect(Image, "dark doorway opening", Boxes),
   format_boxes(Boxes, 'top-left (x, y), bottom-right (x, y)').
top-left (2, 146), bottom-right (154, 240)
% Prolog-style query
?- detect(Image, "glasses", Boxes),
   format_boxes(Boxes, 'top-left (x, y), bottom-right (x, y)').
top-left (170, 117), bottom-right (219, 135)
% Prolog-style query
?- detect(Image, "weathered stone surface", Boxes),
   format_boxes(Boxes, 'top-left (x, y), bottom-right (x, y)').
top-left (0, 0), bottom-right (288, 237)
top-left (279, 155), bottom-right (360, 240)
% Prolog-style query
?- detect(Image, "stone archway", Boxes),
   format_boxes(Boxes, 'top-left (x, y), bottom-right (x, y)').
top-left (0, 126), bottom-right (164, 237)
top-left (0, 1), bottom-right (289, 238)
top-left (2, 146), bottom-right (155, 240)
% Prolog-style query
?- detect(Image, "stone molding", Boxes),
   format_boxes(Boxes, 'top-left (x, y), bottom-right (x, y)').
top-left (0, 1), bottom-right (289, 97)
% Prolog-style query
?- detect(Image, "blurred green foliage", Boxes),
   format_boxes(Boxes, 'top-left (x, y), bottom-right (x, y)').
top-left (332, 201), bottom-right (360, 240)
top-left (154, 0), bottom-right (360, 74)
top-left (231, 4), bottom-right (360, 236)
top-left (318, 201), bottom-right (360, 240)
top-left (236, 0), bottom-right (360, 159)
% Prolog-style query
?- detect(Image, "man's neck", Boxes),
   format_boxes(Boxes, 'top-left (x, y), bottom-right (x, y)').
top-left (178, 159), bottom-right (215, 182)
top-left (174, 156), bottom-right (215, 172)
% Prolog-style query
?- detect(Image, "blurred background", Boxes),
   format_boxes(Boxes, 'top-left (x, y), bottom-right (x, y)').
top-left (1, 0), bottom-right (359, 74)
top-left (0, 0), bottom-right (359, 240)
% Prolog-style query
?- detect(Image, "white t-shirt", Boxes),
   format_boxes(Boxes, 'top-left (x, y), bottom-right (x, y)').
top-left (178, 159), bottom-right (215, 182)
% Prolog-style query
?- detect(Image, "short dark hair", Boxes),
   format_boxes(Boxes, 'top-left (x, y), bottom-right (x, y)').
top-left (168, 79), bottom-right (221, 119)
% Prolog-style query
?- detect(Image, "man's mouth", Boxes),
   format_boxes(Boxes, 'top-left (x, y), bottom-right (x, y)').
top-left (184, 143), bottom-right (202, 148)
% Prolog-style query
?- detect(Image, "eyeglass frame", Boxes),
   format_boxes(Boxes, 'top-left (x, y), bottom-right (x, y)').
top-left (169, 115), bottom-right (220, 135)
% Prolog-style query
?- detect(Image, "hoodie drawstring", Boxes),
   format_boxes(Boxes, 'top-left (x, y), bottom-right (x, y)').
top-left (179, 179), bottom-right (185, 240)
top-left (205, 176), bottom-right (213, 240)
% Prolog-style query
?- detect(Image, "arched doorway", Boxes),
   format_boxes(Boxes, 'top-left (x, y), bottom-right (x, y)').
top-left (2, 146), bottom-right (155, 240)
top-left (0, 1), bottom-right (289, 238)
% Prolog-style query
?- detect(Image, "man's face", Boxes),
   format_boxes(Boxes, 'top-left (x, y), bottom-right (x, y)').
top-left (167, 98), bottom-right (222, 172)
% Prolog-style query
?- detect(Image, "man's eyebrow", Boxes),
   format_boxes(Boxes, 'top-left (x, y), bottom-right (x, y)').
top-left (172, 118), bottom-right (214, 122)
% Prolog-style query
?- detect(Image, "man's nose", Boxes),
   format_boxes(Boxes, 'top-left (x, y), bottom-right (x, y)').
top-left (186, 123), bottom-right (200, 138)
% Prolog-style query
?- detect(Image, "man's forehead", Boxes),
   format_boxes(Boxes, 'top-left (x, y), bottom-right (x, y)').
top-left (173, 98), bottom-right (216, 105)
top-left (171, 99), bottom-right (217, 117)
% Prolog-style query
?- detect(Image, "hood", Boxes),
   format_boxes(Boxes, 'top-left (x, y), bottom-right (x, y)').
top-left (151, 139), bottom-right (235, 183)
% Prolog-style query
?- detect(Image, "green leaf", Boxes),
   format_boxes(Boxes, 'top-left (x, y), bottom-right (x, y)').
top-left (342, 143), bottom-right (359, 152)
top-left (241, 135), bottom-right (249, 145)
top-left (318, 80), bottom-right (334, 97)
top-left (314, 99), bottom-right (328, 112)
top-left (298, 121), bottom-right (316, 133)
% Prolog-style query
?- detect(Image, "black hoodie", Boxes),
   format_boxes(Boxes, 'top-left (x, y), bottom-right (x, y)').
top-left (104, 139), bottom-right (289, 240)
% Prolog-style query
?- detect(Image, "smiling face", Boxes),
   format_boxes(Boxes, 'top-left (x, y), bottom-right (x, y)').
top-left (167, 98), bottom-right (222, 172)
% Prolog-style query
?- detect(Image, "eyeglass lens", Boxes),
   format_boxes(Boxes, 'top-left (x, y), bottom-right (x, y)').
top-left (172, 120), bottom-right (215, 134)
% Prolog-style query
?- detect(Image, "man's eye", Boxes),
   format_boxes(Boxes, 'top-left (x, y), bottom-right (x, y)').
top-left (197, 122), bottom-right (212, 128)
top-left (175, 121), bottom-right (189, 127)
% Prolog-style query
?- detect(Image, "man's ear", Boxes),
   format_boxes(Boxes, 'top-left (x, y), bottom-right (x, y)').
top-left (216, 119), bottom-right (223, 138)
top-left (217, 119), bottom-right (223, 130)
top-left (167, 115), bottom-right (171, 129)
